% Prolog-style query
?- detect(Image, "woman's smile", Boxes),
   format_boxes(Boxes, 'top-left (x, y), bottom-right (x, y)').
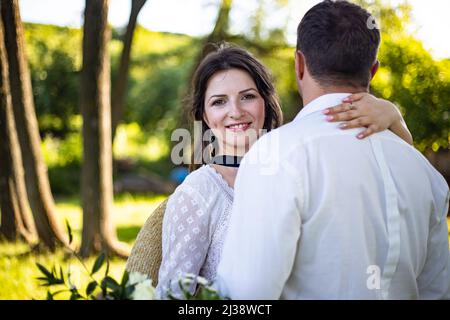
top-left (225, 121), bottom-right (252, 132)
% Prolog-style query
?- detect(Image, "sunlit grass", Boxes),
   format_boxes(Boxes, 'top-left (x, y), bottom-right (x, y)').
top-left (0, 194), bottom-right (167, 300)
top-left (55, 193), bottom-right (167, 244)
top-left (1, 204), bottom-right (449, 299)
top-left (0, 241), bottom-right (127, 300)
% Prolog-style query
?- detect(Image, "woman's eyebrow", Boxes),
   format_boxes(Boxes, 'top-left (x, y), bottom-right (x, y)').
top-left (239, 88), bottom-right (257, 94)
top-left (207, 88), bottom-right (257, 102)
top-left (207, 94), bottom-right (227, 102)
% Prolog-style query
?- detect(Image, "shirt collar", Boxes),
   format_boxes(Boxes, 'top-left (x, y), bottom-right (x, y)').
top-left (294, 93), bottom-right (352, 122)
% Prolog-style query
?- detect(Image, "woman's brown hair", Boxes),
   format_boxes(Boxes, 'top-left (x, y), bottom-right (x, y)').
top-left (188, 43), bottom-right (283, 171)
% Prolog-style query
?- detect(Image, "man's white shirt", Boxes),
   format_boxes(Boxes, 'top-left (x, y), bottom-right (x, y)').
top-left (215, 93), bottom-right (450, 299)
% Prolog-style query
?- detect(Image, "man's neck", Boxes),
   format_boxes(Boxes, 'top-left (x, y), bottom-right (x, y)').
top-left (302, 85), bottom-right (369, 106)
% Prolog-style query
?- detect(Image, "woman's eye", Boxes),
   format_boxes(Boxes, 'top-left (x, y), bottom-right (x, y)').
top-left (242, 94), bottom-right (256, 100)
top-left (212, 99), bottom-right (226, 106)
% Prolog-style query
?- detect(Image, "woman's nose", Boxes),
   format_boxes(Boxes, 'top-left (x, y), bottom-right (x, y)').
top-left (228, 100), bottom-right (244, 119)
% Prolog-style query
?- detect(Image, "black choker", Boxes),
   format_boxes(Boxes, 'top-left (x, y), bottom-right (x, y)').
top-left (212, 155), bottom-right (242, 167)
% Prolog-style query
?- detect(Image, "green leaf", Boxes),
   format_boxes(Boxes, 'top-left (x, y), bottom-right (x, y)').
top-left (91, 252), bottom-right (106, 276)
top-left (59, 266), bottom-right (65, 284)
top-left (70, 291), bottom-right (82, 300)
top-left (104, 257), bottom-right (110, 277)
top-left (178, 279), bottom-right (193, 300)
top-left (120, 270), bottom-right (129, 286)
top-left (46, 291), bottom-right (54, 300)
top-left (51, 289), bottom-right (68, 297)
top-left (86, 281), bottom-right (97, 296)
top-left (100, 281), bottom-right (107, 298)
top-left (102, 276), bottom-right (120, 292)
top-left (123, 285), bottom-right (135, 299)
top-left (36, 263), bottom-right (53, 279)
top-left (51, 265), bottom-right (57, 278)
top-left (65, 219), bottom-right (73, 245)
top-left (69, 286), bottom-right (83, 300)
top-left (166, 289), bottom-right (180, 300)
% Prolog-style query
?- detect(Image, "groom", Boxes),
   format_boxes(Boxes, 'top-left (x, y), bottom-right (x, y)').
top-left (215, 0), bottom-right (450, 299)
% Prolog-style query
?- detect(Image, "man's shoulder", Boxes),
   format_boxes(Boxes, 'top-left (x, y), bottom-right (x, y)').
top-left (246, 114), bottom-right (327, 159)
top-left (240, 121), bottom-right (309, 180)
top-left (245, 122), bottom-right (299, 163)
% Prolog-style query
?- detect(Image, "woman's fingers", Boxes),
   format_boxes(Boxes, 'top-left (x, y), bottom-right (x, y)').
top-left (342, 92), bottom-right (367, 103)
top-left (326, 108), bottom-right (359, 122)
top-left (338, 116), bottom-right (370, 129)
top-left (357, 126), bottom-right (375, 139)
top-left (356, 124), bottom-right (384, 139)
top-left (323, 103), bottom-right (345, 115)
top-left (324, 102), bottom-right (354, 115)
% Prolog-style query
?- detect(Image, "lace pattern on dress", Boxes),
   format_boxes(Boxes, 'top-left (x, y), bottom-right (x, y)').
top-left (156, 165), bottom-right (234, 299)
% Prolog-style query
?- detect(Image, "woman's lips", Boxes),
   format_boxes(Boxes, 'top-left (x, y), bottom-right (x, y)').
top-left (225, 122), bottom-right (252, 132)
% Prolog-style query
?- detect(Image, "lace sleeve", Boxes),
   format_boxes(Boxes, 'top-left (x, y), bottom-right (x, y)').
top-left (156, 187), bottom-right (211, 299)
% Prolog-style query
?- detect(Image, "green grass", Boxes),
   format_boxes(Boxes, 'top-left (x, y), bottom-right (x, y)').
top-left (0, 194), bottom-right (167, 300)
top-left (1, 200), bottom-right (449, 300)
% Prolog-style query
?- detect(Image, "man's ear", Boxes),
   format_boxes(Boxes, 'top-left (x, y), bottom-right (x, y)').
top-left (370, 60), bottom-right (380, 80)
top-left (295, 50), bottom-right (305, 81)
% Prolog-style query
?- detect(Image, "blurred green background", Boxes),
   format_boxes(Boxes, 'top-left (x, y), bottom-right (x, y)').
top-left (1, 0), bottom-right (449, 299)
top-left (27, 4), bottom-right (450, 200)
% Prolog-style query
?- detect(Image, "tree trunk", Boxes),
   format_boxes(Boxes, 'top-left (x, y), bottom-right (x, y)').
top-left (111, 0), bottom-right (147, 141)
top-left (207, 0), bottom-right (233, 45)
top-left (1, 0), bottom-right (67, 249)
top-left (80, 0), bottom-right (130, 258)
top-left (180, 0), bottom-right (233, 129)
top-left (0, 15), bottom-right (36, 242)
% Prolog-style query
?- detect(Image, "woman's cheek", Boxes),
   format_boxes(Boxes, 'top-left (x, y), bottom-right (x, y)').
top-left (254, 101), bottom-right (266, 129)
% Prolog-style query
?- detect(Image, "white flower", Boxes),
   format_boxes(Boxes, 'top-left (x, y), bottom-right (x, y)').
top-left (196, 276), bottom-right (210, 287)
top-left (126, 272), bottom-right (156, 300)
top-left (132, 280), bottom-right (155, 300)
top-left (127, 272), bottom-right (149, 286)
top-left (179, 274), bottom-right (210, 288)
top-left (181, 273), bottom-right (196, 285)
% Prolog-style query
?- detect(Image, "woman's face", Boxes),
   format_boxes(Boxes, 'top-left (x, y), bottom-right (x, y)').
top-left (203, 68), bottom-right (265, 156)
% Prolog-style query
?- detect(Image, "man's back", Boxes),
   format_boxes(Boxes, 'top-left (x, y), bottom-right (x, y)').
top-left (282, 94), bottom-right (449, 299)
top-left (216, 93), bottom-right (450, 299)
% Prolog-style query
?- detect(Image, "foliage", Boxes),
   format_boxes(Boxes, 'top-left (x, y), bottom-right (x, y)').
top-left (363, 1), bottom-right (450, 152)
top-left (36, 257), bottom-right (223, 300)
top-left (167, 274), bottom-right (225, 300)
top-left (35, 220), bottom-right (222, 300)
top-left (36, 248), bottom-right (156, 300)
top-left (42, 122), bottom-right (175, 196)
top-left (24, 23), bottom-right (81, 138)
top-left (48, 162), bottom-right (81, 196)
top-left (23, 0), bottom-right (450, 167)
top-left (115, 26), bottom-right (197, 136)
top-left (42, 125), bottom-right (82, 167)
top-left (373, 39), bottom-right (450, 152)
top-left (41, 126), bottom-right (82, 196)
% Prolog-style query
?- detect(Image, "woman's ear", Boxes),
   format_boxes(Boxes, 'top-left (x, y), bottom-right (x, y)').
top-left (295, 50), bottom-right (305, 81)
top-left (370, 60), bottom-right (380, 80)
top-left (203, 115), bottom-right (210, 127)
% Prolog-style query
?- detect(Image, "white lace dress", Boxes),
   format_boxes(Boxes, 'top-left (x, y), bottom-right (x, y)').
top-left (155, 165), bottom-right (234, 299)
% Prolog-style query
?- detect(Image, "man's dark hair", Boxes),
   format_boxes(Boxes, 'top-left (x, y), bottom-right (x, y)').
top-left (296, 0), bottom-right (381, 88)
